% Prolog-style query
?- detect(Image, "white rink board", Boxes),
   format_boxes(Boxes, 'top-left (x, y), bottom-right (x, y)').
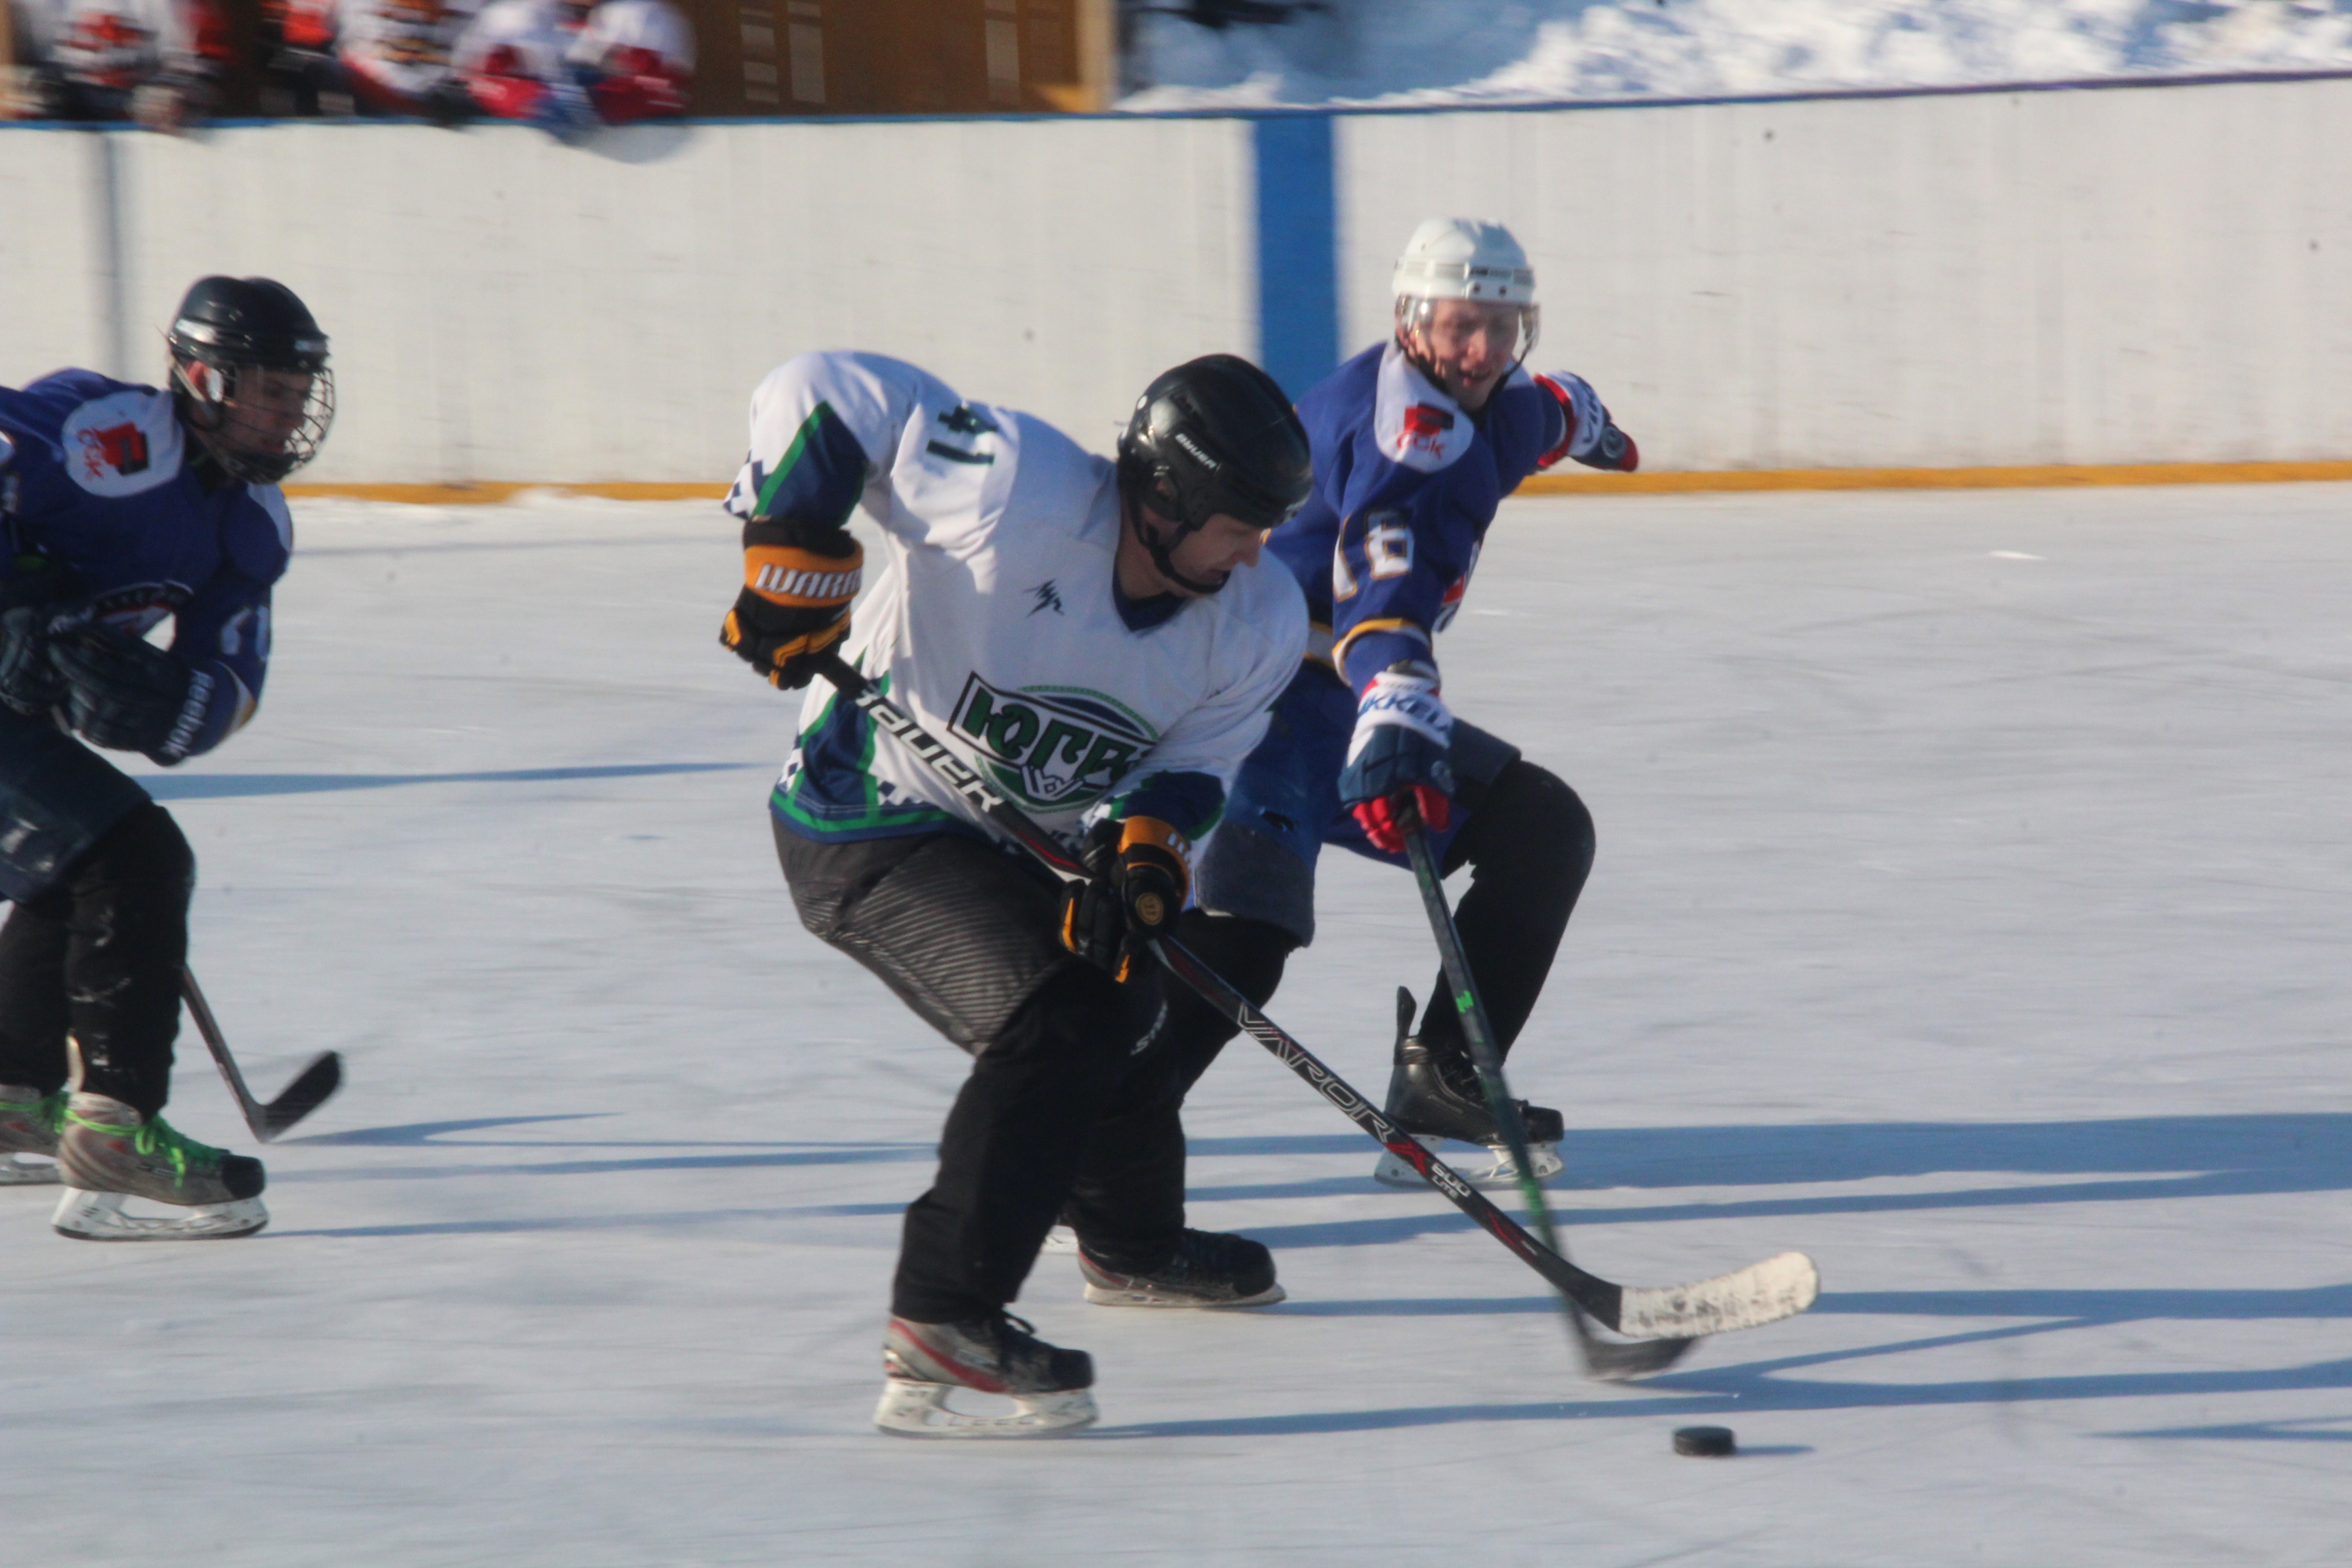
top-left (1341, 77), bottom-right (2352, 470)
top-left (0, 131), bottom-right (117, 379)
top-left (6, 76), bottom-right (2352, 481)
top-left (3, 486), bottom-right (2348, 1565)
top-left (1, 118), bottom-right (1256, 485)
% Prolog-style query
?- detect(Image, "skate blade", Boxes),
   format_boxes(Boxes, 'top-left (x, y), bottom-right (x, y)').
top-left (51, 1188), bottom-right (269, 1241)
top-left (1372, 1134), bottom-right (1563, 1190)
top-left (873, 1378), bottom-right (1098, 1439)
top-left (1, 1156), bottom-right (61, 1187)
top-left (1082, 1280), bottom-right (1288, 1309)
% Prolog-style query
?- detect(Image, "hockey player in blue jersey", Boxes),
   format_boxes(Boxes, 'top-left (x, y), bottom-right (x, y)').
top-left (1157, 217), bottom-right (1640, 1189)
top-left (0, 276), bottom-right (333, 1239)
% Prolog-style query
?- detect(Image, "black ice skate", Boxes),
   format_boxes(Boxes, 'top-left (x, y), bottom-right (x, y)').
top-left (0, 1085), bottom-right (65, 1186)
top-left (52, 1093), bottom-right (269, 1240)
top-left (1373, 995), bottom-right (1565, 1190)
top-left (876, 1312), bottom-right (1098, 1438)
top-left (1077, 1228), bottom-right (1286, 1308)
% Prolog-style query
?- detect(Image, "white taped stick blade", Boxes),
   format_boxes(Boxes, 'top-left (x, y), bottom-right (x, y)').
top-left (1, 1155), bottom-right (61, 1186)
top-left (51, 1188), bottom-right (268, 1241)
top-left (1616, 1251), bottom-right (1819, 1339)
top-left (874, 1378), bottom-right (1098, 1439)
top-left (1372, 1134), bottom-right (1562, 1190)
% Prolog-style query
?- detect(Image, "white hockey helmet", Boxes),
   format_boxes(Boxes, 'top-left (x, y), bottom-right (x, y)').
top-left (1392, 218), bottom-right (1540, 371)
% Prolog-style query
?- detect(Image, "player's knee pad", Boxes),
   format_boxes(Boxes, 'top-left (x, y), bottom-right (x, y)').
top-left (69, 802), bottom-right (197, 922)
top-left (992, 960), bottom-right (1165, 1085)
top-left (1173, 910), bottom-right (1296, 1009)
top-left (1456, 762), bottom-right (1595, 887)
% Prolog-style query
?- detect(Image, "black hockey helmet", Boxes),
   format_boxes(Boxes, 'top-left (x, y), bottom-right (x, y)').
top-left (1116, 354), bottom-right (1312, 593)
top-left (167, 276), bottom-right (335, 484)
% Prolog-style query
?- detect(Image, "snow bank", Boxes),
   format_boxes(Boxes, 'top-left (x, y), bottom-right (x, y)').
top-left (1127, 0), bottom-right (2352, 109)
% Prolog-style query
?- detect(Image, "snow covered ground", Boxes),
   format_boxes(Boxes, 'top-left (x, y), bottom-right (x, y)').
top-left (5, 483), bottom-right (2351, 1565)
top-left (1127, 0), bottom-right (2352, 108)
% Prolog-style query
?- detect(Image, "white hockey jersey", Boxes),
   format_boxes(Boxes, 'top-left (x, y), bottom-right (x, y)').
top-left (730, 353), bottom-right (1307, 850)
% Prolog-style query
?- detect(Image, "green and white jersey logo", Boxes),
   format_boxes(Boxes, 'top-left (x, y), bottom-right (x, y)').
top-left (949, 674), bottom-right (1158, 809)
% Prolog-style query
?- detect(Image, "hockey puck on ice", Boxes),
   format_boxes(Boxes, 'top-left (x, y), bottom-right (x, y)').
top-left (1672, 1426), bottom-right (1736, 1457)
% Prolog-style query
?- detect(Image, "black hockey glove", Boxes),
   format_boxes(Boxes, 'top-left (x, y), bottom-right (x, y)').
top-left (1058, 817), bottom-right (1189, 984)
top-left (0, 608), bottom-right (68, 719)
top-left (48, 623), bottom-right (210, 763)
top-left (719, 515), bottom-right (863, 691)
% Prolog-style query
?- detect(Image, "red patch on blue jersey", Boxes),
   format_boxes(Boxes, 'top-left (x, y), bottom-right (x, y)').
top-left (80, 421), bottom-right (150, 478)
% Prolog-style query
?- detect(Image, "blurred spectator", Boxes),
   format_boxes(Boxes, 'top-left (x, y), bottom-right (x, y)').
top-left (257, 0), bottom-right (346, 116)
top-left (572, 0), bottom-right (691, 123)
top-left (9, 0), bottom-right (228, 130)
top-left (453, 0), bottom-right (689, 129)
top-left (453, 0), bottom-right (589, 124)
top-left (336, 0), bottom-right (478, 121)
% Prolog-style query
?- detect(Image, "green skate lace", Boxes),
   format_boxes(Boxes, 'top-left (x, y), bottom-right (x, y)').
top-left (2, 1091), bottom-right (68, 1132)
top-left (64, 1109), bottom-right (220, 1186)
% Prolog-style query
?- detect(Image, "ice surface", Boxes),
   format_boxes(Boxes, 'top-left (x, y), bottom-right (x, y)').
top-left (5, 485), bottom-right (2349, 1565)
top-left (1126, 0), bottom-right (2352, 108)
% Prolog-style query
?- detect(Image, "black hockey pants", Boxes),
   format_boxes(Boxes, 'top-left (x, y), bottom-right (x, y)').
top-left (775, 822), bottom-right (1200, 1323)
top-left (1148, 757), bottom-right (1597, 1186)
top-left (0, 801), bottom-right (197, 1117)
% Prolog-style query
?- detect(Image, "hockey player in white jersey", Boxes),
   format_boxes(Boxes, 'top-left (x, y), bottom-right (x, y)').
top-left (719, 350), bottom-right (1311, 1437)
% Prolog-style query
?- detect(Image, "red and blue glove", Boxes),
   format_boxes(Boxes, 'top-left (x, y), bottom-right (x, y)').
top-left (1533, 372), bottom-right (1639, 473)
top-left (1337, 663), bottom-right (1456, 854)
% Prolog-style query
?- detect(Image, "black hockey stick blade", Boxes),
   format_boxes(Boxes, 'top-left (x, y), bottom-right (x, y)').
top-left (809, 655), bottom-right (1819, 1340)
top-left (256, 1051), bottom-right (344, 1141)
top-left (181, 968), bottom-right (346, 1143)
top-left (1399, 830), bottom-right (1702, 1380)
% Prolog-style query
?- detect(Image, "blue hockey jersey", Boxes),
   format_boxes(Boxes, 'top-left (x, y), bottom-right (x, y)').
top-left (1269, 340), bottom-right (1618, 693)
top-left (0, 369), bottom-right (291, 762)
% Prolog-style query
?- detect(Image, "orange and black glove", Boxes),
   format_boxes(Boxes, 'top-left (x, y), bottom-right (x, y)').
top-left (1058, 816), bottom-right (1188, 983)
top-left (719, 514), bottom-right (862, 690)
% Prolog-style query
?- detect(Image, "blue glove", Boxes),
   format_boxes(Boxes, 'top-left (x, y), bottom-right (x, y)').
top-left (1337, 664), bottom-right (1456, 853)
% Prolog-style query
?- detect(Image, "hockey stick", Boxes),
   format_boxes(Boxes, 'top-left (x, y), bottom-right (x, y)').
top-left (813, 653), bottom-right (1818, 1339)
top-left (1401, 823), bottom-right (1695, 1377)
top-left (182, 968), bottom-right (344, 1143)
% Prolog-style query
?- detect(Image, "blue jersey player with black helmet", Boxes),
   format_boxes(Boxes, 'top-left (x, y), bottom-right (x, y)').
top-left (1160, 217), bottom-right (1640, 1188)
top-left (0, 276), bottom-right (334, 1239)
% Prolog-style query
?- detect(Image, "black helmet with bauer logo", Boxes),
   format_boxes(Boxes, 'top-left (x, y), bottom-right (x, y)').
top-left (1116, 354), bottom-right (1312, 594)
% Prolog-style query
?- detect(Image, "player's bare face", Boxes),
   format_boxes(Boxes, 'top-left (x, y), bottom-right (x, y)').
top-left (1411, 299), bottom-right (1524, 410)
top-left (1164, 512), bottom-right (1265, 593)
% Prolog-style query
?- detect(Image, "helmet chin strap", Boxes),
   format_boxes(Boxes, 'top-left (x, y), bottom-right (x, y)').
top-left (1123, 478), bottom-right (1230, 597)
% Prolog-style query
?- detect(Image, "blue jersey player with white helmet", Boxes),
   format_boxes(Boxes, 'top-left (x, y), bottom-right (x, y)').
top-left (1161, 217), bottom-right (1639, 1188)
top-left (0, 276), bottom-right (334, 1239)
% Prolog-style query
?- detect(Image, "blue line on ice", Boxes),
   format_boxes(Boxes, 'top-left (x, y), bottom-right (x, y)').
top-left (145, 762), bottom-right (764, 799)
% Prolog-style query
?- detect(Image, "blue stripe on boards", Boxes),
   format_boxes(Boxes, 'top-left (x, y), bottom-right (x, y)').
top-left (1252, 114), bottom-right (1339, 402)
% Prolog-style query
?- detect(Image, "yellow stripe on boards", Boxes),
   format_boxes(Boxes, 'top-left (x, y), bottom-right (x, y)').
top-left (1514, 461), bottom-right (2352, 496)
top-left (284, 462), bottom-right (2352, 507)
